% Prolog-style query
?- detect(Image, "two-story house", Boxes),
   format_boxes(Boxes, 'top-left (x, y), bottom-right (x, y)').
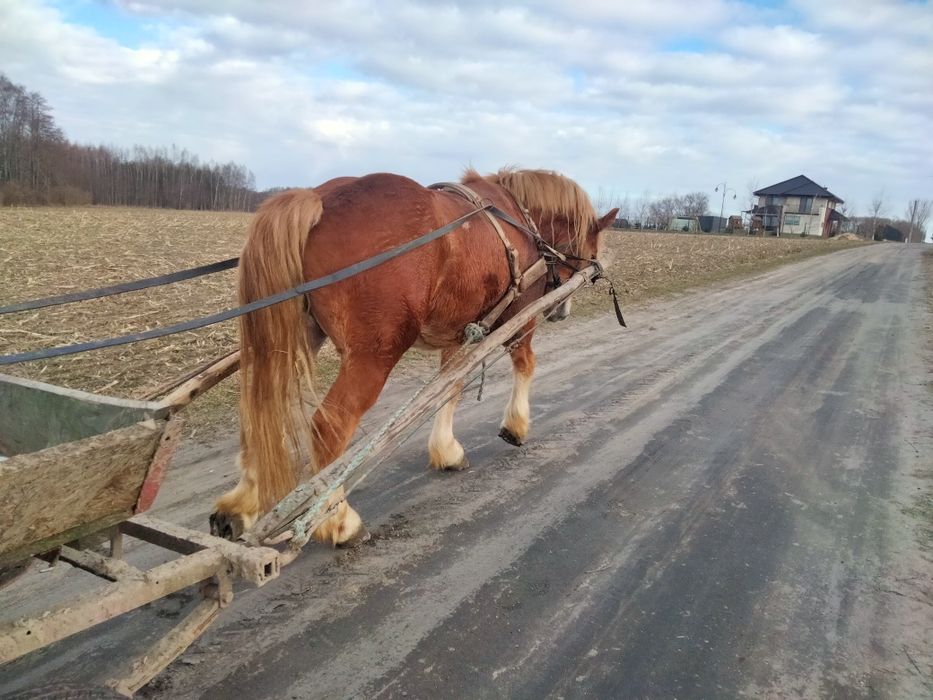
top-left (749, 175), bottom-right (845, 237)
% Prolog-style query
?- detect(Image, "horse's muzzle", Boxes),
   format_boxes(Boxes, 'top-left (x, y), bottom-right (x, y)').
top-left (545, 298), bottom-right (572, 322)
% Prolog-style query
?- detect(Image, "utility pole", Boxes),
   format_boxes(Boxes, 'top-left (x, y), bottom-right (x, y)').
top-left (714, 182), bottom-right (736, 233)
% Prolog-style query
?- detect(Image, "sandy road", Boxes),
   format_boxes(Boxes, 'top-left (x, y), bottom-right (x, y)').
top-left (2, 243), bottom-right (931, 698)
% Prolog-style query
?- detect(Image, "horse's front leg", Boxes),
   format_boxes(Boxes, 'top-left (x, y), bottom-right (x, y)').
top-left (309, 351), bottom-right (396, 546)
top-left (499, 322), bottom-right (536, 447)
top-left (428, 349), bottom-right (468, 470)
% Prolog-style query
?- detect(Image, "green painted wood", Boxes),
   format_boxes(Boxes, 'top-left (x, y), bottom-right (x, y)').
top-left (0, 373), bottom-right (167, 456)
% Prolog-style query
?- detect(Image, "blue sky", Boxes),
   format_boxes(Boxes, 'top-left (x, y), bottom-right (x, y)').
top-left (59, 0), bottom-right (151, 45)
top-left (1, 0), bottom-right (931, 228)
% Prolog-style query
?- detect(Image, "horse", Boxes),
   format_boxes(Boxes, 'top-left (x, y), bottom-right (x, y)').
top-left (209, 168), bottom-right (618, 545)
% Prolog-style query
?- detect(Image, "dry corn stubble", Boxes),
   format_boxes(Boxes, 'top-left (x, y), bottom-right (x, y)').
top-left (0, 208), bottom-right (866, 438)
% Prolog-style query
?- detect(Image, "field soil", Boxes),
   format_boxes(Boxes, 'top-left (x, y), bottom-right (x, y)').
top-left (1, 240), bottom-right (930, 698)
top-left (0, 206), bottom-right (863, 438)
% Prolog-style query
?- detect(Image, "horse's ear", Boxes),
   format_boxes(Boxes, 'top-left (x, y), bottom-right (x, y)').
top-left (594, 208), bottom-right (619, 233)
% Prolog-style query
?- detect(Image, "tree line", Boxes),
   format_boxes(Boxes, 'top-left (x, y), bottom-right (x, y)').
top-left (843, 190), bottom-right (931, 242)
top-left (0, 73), bottom-right (257, 210)
top-left (593, 188), bottom-right (711, 229)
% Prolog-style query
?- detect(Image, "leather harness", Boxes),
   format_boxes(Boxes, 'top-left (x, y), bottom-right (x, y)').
top-left (428, 181), bottom-right (552, 333)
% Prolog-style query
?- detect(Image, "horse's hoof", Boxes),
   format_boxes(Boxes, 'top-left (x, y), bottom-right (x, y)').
top-left (442, 455), bottom-right (470, 472)
top-left (209, 511), bottom-right (244, 541)
top-left (499, 427), bottom-right (523, 447)
top-left (337, 525), bottom-right (371, 549)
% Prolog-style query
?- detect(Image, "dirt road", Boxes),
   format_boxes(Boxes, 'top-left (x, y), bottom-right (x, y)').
top-left (2, 243), bottom-right (931, 698)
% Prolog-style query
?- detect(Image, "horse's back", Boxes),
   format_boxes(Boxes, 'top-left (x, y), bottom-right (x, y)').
top-left (303, 172), bottom-right (471, 349)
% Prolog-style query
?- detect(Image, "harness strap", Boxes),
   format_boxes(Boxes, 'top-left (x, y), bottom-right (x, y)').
top-left (0, 203), bottom-right (493, 366)
top-left (429, 182), bottom-right (523, 289)
top-left (430, 182), bottom-right (557, 333)
top-left (475, 257), bottom-right (549, 330)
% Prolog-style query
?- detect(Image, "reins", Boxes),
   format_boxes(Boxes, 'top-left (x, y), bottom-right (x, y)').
top-left (0, 191), bottom-right (624, 367)
top-left (0, 204), bottom-right (490, 365)
top-left (0, 257), bottom-right (240, 315)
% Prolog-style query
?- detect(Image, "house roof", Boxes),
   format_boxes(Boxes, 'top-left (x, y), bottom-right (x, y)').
top-left (754, 175), bottom-right (843, 203)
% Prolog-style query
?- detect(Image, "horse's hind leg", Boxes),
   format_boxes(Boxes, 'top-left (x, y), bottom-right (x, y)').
top-left (307, 312), bottom-right (328, 354)
top-left (309, 351), bottom-right (396, 546)
top-left (428, 349), bottom-right (468, 470)
top-left (499, 322), bottom-right (536, 447)
top-left (211, 313), bottom-right (330, 540)
top-left (211, 454), bottom-right (261, 539)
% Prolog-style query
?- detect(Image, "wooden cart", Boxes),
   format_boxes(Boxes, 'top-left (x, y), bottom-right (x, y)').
top-left (0, 354), bottom-right (284, 696)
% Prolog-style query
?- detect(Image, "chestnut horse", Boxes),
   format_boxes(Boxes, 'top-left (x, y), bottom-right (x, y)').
top-left (210, 168), bottom-right (617, 544)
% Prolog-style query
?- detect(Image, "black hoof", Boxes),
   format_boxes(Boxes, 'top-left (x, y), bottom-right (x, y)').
top-left (499, 427), bottom-right (523, 447)
top-left (337, 526), bottom-right (372, 549)
top-left (209, 511), bottom-right (243, 541)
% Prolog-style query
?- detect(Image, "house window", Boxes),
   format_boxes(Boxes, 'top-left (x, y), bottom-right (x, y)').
top-left (798, 196), bottom-right (812, 214)
top-left (785, 214), bottom-right (800, 226)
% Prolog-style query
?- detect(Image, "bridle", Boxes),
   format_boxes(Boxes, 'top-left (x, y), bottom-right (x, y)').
top-left (428, 182), bottom-right (622, 330)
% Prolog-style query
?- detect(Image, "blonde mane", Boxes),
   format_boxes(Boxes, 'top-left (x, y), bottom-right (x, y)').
top-left (463, 167), bottom-right (597, 255)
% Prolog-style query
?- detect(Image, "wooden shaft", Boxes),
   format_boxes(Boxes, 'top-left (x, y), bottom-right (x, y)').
top-left (0, 548), bottom-right (225, 664)
top-left (106, 597), bottom-right (222, 696)
top-left (247, 266), bottom-right (599, 545)
top-left (156, 350), bottom-right (240, 412)
top-left (57, 545), bottom-right (142, 582)
top-left (137, 348), bottom-right (239, 401)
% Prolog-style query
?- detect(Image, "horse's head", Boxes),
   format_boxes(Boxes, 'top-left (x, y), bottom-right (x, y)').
top-left (541, 205), bottom-right (618, 321)
top-left (539, 204), bottom-right (619, 274)
top-left (465, 167), bottom-right (618, 321)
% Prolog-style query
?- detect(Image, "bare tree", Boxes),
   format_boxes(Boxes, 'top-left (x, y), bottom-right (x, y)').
top-left (0, 72), bottom-right (257, 210)
top-left (647, 194), bottom-right (680, 230)
top-left (616, 192), bottom-right (632, 224)
top-left (868, 189), bottom-right (887, 240)
top-left (592, 186), bottom-right (614, 214)
top-left (904, 199), bottom-right (932, 244)
top-left (633, 191), bottom-right (650, 228)
top-left (745, 178), bottom-right (759, 213)
top-left (837, 197), bottom-right (850, 218)
top-left (680, 191), bottom-right (710, 218)
top-left (834, 197), bottom-right (854, 233)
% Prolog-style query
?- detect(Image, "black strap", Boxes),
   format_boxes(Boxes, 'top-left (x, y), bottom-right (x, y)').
top-left (0, 257), bottom-right (240, 315)
top-left (0, 204), bottom-right (555, 317)
top-left (607, 281), bottom-right (627, 327)
top-left (0, 206), bottom-right (488, 365)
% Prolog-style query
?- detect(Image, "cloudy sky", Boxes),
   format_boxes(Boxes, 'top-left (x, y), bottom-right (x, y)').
top-left (1, 0), bottom-right (931, 221)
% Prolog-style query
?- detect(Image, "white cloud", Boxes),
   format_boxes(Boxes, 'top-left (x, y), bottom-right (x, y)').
top-left (0, 0), bottom-right (930, 221)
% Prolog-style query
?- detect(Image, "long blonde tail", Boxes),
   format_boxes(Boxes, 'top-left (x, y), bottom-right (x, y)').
top-left (236, 189), bottom-right (322, 511)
